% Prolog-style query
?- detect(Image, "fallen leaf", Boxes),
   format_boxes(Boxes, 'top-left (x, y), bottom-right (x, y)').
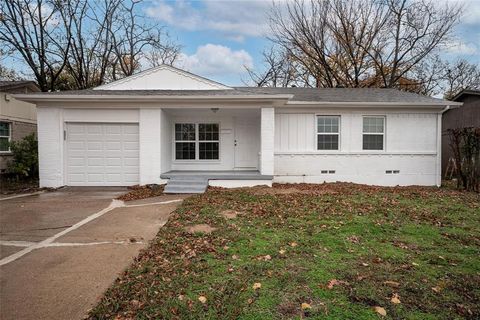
top-left (373, 306), bottom-right (387, 316)
top-left (432, 286), bottom-right (442, 293)
top-left (178, 295), bottom-right (185, 301)
top-left (361, 262), bottom-right (369, 267)
top-left (253, 282), bottom-right (262, 290)
top-left (290, 242), bottom-right (298, 247)
top-left (232, 255), bottom-right (239, 260)
top-left (301, 302), bottom-right (312, 310)
top-left (391, 293), bottom-right (401, 304)
top-left (327, 279), bottom-right (348, 289)
top-left (198, 296), bottom-right (207, 304)
top-left (279, 249), bottom-right (286, 255)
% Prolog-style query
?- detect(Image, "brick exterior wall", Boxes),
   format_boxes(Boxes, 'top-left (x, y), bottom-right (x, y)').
top-left (0, 120), bottom-right (37, 172)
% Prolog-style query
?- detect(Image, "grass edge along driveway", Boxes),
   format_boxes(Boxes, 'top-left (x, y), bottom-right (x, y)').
top-left (89, 183), bottom-right (480, 320)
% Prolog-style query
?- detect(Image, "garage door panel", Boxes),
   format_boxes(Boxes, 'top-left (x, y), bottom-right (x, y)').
top-left (106, 158), bottom-right (121, 166)
top-left (87, 173), bottom-right (105, 182)
top-left (105, 125), bottom-right (122, 134)
top-left (87, 158), bottom-right (105, 166)
top-left (124, 142), bottom-right (139, 150)
top-left (66, 123), bottom-right (139, 186)
top-left (124, 174), bottom-right (139, 182)
top-left (123, 125), bottom-right (139, 134)
top-left (87, 125), bottom-right (103, 134)
top-left (67, 141), bottom-right (85, 150)
top-left (123, 158), bottom-right (139, 166)
top-left (105, 141), bottom-right (121, 150)
top-left (87, 142), bottom-right (103, 151)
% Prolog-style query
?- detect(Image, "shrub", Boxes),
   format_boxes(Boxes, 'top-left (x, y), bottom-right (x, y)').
top-left (7, 133), bottom-right (39, 180)
top-left (448, 127), bottom-right (480, 192)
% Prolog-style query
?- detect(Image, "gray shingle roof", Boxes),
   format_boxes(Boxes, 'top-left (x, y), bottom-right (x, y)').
top-left (234, 87), bottom-right (447, 104)
top-left (0, 80), bottom-right (40, 92)
top-left (14, 86), bottom-right (452, 105)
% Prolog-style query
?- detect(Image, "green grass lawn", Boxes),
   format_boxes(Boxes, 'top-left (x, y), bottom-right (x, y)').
top-left (89, 183), bottom-right (479, 320)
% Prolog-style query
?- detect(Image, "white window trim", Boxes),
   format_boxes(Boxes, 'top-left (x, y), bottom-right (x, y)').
top-left (173, 122), bottom-right (221, 162)
top-left (316, 115), bottom-right (341, 151)
top-left (362, 116), bottom-right (386, 151)
top-left (0, 121), bottom-right (12, 154)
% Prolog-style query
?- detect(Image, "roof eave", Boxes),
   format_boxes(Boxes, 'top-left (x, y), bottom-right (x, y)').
top-left (286, 100), bottom-right (462, 107)
top-left (13, 93), bottom-right (294, 104)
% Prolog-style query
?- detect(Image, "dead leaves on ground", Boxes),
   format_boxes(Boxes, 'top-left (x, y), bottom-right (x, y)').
top-left (373, 306), bottom-right (387, 316)
top-left (117, 184), bottom-right (165, 201)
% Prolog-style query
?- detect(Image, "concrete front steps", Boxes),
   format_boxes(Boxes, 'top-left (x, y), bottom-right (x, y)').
top-left (161, 170), bottom-right (273, 194)
top-left (163, 177), bottom-right (208, 194)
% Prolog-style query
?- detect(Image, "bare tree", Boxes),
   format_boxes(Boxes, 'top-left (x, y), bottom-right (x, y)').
top-left (61, 0), bottom-right (120, 89)
top-left (245, 46), bottom-right (311, 87)
top-left (442, 60), bottom-right (480, 100)
top-left (1, 0), bottom-right (181, 90)
top-left (144, 39), bottom-right (182, 68)
top-left (266, 0), bottom-right (463, 91)
top-left (368, 0), bottom-right (463, 88)
top-left (0, 0), bottom-right (73, 91)
top-left (109, 0), bottom-right (178, 80)
top-left (269, 0), bottom-right (388, 88)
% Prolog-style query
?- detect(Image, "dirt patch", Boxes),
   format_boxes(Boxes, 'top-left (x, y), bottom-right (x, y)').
top-left (0, 177), bottom-right (41, 195)
top-left (220, 209), bottom-right (243, 219)
top-left (185, 224), bottom-right (217, 234)
top-left (117, 184), bottom-right (165, 201)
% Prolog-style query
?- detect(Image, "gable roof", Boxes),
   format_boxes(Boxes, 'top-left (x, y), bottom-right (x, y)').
top-left (94, 64), bottom-right (232, 91)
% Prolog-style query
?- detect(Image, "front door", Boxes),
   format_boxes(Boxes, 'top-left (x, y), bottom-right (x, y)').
top-left (234, 117), bottom-right (260, 169)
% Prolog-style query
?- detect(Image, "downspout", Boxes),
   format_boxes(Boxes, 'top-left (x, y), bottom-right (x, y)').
top-left (436, 105), bottom-right (452, 187)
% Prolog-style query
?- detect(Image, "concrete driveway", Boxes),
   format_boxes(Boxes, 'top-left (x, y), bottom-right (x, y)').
top-left (0, 188), bottom-right (185, 320)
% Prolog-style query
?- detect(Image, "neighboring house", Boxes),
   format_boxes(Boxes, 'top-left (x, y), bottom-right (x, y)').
top-left (441, 89), bottom-right (480, 175)
top-left (0, 81), bottom-right (40, 173)
top-left (15, 65), bottom-right (460, 192)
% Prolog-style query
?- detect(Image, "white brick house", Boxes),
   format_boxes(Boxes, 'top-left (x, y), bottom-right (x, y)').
top-left (15, 65), bottom-right (460, 192)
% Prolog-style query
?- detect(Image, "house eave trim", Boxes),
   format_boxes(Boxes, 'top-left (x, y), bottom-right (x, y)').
top-left (13, 94), bottom-right (295, 104)
top-left (286, 101), bottom-right (462, 107)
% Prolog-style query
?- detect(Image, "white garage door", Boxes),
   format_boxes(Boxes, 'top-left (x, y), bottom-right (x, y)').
top-left (66, 123), bottom-right (139, 186)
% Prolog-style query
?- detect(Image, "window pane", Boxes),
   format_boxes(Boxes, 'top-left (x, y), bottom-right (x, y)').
top-left (0, 122), bottom-right (10, 137)
top-left (363, 134), bottom-right (383, 150)
top-left (317, 134), bottom-right (339, 150)
top-left (199, 123), bottom-right (219, 141)
top-left (175, 142), bottom-right (195, 159)
top-left (363, 117), bottom-right (384, 133)
top-left (175, 123), bottom-right (195, 141)
top-left (199, 142), bottom-right (219, 160)
top-left (317, 116), bottom-right (339, 133)
top-left (0, 137), bottom-right (9, 151)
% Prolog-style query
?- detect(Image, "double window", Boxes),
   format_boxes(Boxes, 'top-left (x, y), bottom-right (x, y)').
top-left (317, 116), bottom-right (340, 150)
top-left (175, 123), bottom-right (219, 160)
top-left (0, 122), bottom-right (11, 152)
top-left (362, 116), bottom-right (385, 150)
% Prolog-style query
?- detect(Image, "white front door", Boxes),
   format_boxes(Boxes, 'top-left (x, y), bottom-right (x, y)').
top-left (234, 117), bottom-right (260, 169)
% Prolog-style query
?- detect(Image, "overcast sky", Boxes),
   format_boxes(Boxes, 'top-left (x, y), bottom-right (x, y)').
top-left (142, 0), bottom-right (480, 86)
